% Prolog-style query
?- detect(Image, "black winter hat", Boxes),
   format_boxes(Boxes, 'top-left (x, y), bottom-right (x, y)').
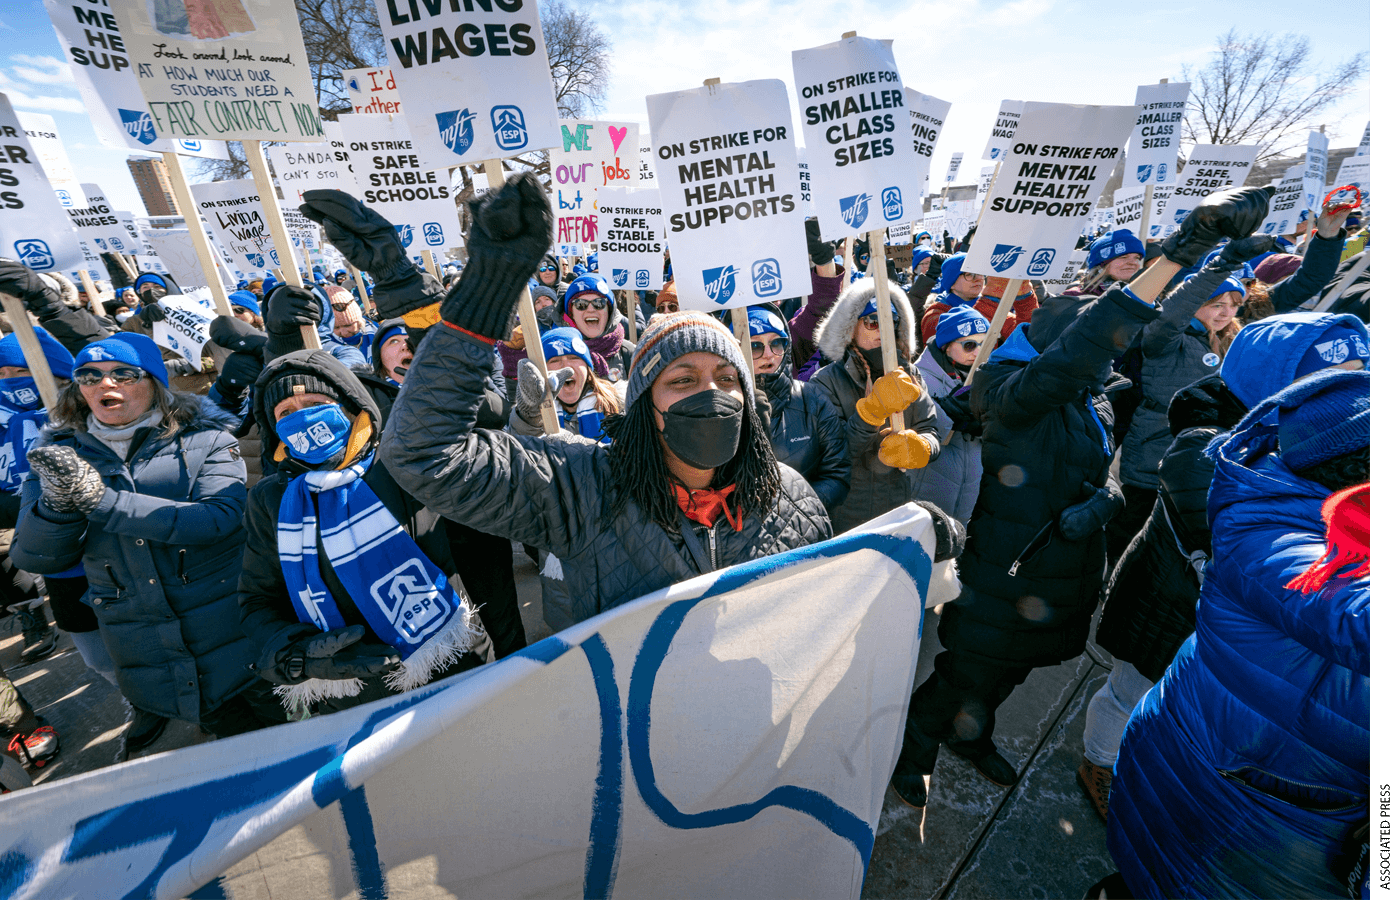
top-left (262, 372), bottom-right (343, 414)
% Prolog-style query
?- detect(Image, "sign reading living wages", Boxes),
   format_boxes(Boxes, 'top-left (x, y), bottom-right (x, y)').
top-left (0, 94), bottom-right (86, 274)
top-left (981, 99), bottom-right (1023, 161)
top-left (338, 113), bottom-right (459, 254)
top-left (966, 101), bottom-right (1137, 282)
top-left (189, 178), bottom-right (280, 276)
top-left (647, 79), bottom-right (811, 311)
top-left (66, 184), bottom-right (132, 253)
top-left (371, 0), bottom-right (560, 168)
top-left (595, 186), bottom-right (666, 292)
top-left (792, 35), bottom-right (922, 239)
top-left (904, 88), bottom-right (950, 178)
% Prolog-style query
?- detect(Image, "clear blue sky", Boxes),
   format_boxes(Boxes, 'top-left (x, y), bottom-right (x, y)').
top-left (0, 0), bottom-right (1371, 215)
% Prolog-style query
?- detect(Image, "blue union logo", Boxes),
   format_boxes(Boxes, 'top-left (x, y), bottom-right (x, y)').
top-left (1026, 247), bottom-right (1056, 277)
top-left (612, 268), bottom-right (628, 287)
top-left (491, 105), bottom-right (527, 151)
top-left (436, 108), bottom-right (477, 156)
top-left (839, 193), bottom-right (871, 229)
top-left (703, 265), bottom-right (737, 305)
top-left (423, 222), bottom-right (444, 246)
top-left (751, 258), bottom-right (781, 298)
top-left (14, 239), bottom-right (55, 270)
top-left (881, 187), bottom-right (903, 222)
top-left (1136, 165), bottom-right (1152, 184)
top-left (634, 269), bottom-right (651, 289)
top-left (988, 244), bottom-right (1024, 273)
top-left (395, 225), bottom-right (414, 248)
top-left (118, 109), bottom-right (157, 145)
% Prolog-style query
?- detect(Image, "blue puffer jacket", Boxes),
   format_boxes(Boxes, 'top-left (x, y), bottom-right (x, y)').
top-left (1108, 411), bottom-right (1369, 899)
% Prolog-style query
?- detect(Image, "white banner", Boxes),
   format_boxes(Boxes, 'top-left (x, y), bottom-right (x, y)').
top-left (1155, 143), bottom-right (1258, 230)
top-left (966, 101), bottom-right (1137, 281)
top-left (0, 506), bottom-right (953, 900)
top-left (792, 35), bottom-right (921, 240)
top-left (189, 179), bottom-right (282, 274)
top-left (981, 99), bottom-right (1023, 161)
top-left (595, 186), bottom-right (665, 293)
top-left (153, 291), bottom-right (216, 366)
top-left (1331, 155), bottom-right (1370, 191)
top-left (1259, 165), bottom-right (1306, 237)
top-left (1123, 81), bottom-right (1190, 187)
top-left (109, 0), bottom-right (324, 142)
top-left (648, 79), bottom-right (811, 311)
top-left (15, 112), bottom-right (86, 209)
top-left (66, 183), bottom-right (131, 253)
top-left (268, 140), bottom-right (353, 203)
top-left (1301, 130), bottom-right (1329, 212)
top-left (372, 0), bottom-right (559, 168)
top-left (0, 94), bottom-right (85, 273)
top-left (143, 230), bottom-right (209, 288)
top-left (975, 164), bottom-right (995, 212)
top-left (549, 119), bottom-right (642, 258)
top-left (342, 66), bottom-right (402, 116)
top-left (905, 88), bottom-right (950, 184)
top-left (339, 113), bottom-right (460, 255)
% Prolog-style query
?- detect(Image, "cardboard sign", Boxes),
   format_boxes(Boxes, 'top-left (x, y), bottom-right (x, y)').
top-left (965, 101), bottom-right (1137, 281)
top-left (1155, 143), bottom-right (1258, 229)
top-left (371, 0), bottom-right (559, 168)
top-left (595, 187), bottom-right (665, 292)
top-left (154, 291), bottom-right (216, 366)
top-left (647, 79), bottom-right (811, 310)
top-left (343, 66), bottom-right (402, 116)
top-left (792, 35), bottom-right (921, 240)
top-left (1124, 81), bottom-right (1190, 186)
top-left (190, 179), bottom-right (282, 275)
top-left (1258, 165), bottom-right (1305, 236)
top-left (981, 99), bottom-right (1023, 161)
top-left (1301, 130), bottom-right (1329, 212)
top-left (0, 94), bottom-right (85, 273)
top-left (66, 184), bottom-right (132, 253)
top-left (109, 0), bottom-right (325, 142)
top-left (15, 112), bottom-right (86, 209)
top-left (268, 140), bottom-right (353, 203)
top-left (548, 119), bottom-right (642, 258)
top-left (338, 113), bottom-right (460, 255)
top-left (905, 88), bottom-right (950, 177)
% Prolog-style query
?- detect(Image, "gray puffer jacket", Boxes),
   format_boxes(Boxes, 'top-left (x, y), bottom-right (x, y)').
top-left (382, 324), bottom-right (832, 622)
top-left (911, 342), bottom-right (982, 523)
top-left (11, 397), bottom-right (255, 722)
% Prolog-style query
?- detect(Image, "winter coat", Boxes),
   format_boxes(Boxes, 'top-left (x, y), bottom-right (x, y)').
top-left (381, 324), bottom-right (832, 623)
top-left (809, 279), bottom-right (940, 535)
top-left (910, 342), bottom-right (982, 524)
top-left (758, 357), bottom-right (850, 512)
top-left (790, 264), bottom-right (846, 373)
top-left (948, 288), bottom-right (1157, 668)
top-left (1108, 421), bottom-right (1368, 900)
top-left (11, 397), bottom-right (255, 722)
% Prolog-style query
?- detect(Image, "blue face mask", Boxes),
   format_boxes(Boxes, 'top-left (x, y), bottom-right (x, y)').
top-left (0, 377), bottom-right (42, 411)
top-left (275, 403), bottom-right (352, 465)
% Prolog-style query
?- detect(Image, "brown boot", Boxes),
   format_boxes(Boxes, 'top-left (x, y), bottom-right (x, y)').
top-left (1077, 755), bottom-right (1113, 821)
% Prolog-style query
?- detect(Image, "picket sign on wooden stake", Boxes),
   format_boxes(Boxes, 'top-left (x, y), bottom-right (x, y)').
top-left (483, 158), bottom-right (559, 434)
top-left (348, 262), bottom-right (371, 309)
top-left (973, 161), bottom-right (1002, 231)
top-left (244, 141), bottom-right (320, 350)
top-left (625, 290), bottom-right (637, 343)
top-left (701, 76), bottom-right (757, 377)
top-left (841, 235), bottom-right (853, 292)
top-left (865, 230), bottom-right (904, 432)
top-left (0, 293), bottom-right (59, 409)
top-left (159, 152), bottom-right (235, 319)
top-left (1135, 78), bottom-right (1169, 246)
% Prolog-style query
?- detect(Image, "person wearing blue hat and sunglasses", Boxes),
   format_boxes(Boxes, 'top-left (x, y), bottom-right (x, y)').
top-left (554, 273), bottom-right (634, 382)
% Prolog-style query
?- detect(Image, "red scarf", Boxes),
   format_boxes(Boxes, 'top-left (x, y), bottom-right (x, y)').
top-left (1286, 483), bottom-right (1369, 594)
top-left (673, 483), bottom-right (742, 531)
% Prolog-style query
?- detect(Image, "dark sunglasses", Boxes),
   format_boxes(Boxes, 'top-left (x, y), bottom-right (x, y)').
top-left (956, 339), bottom-right (984, 353)
top-left (539, 265), bottom-right (557, 273)
top-left (859, 313), bottom-right (897, 330)
top-left (74, 365), bottom-right (146, 386)
top-left (751, 337), bottom-right (789, 357)
top-left (571, 297), bottom-right (609, 311)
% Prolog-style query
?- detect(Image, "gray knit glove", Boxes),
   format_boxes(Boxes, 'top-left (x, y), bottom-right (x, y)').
top-left (515, 358), bottom-right (547, 426)
top-left (27, 446), bottom-right (107, 515)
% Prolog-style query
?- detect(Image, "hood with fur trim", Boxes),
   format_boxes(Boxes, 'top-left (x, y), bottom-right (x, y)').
top-left (812, 278), bottom-right (917, 364)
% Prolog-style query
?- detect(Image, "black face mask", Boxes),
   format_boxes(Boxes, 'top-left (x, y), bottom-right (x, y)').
top-left (858, 345), bottom-right (886, 378)
top-left (659, 389), bottom-right (744, 470)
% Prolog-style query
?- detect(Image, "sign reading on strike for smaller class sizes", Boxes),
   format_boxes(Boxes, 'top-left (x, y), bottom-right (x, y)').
top-left (338, 113), bottom-right (460, 255)
top-left (595, 187), bottom-right (666, 293)
top-left (1259, 165), bottom-right (1306, 237)
top-left (647, 79), bottom-right (811, 312)
top-left (1124, 81), bottom-right (1190, 186)
top-left (965, 101), bottom-right (1137, 282)
top-left (792, 35), bottom-right (921, 241)
top-left (16, 112), bottom-right (85, 209)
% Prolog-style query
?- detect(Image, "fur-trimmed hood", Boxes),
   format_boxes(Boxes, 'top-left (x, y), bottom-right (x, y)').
top-left (812, 278), bottom-right (916, 363)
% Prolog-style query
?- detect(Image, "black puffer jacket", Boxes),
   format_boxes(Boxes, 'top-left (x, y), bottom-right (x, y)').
top-left (381, 324), bottom-right (832, 620)
top-left (947, 288), bottom-right (1158, 668)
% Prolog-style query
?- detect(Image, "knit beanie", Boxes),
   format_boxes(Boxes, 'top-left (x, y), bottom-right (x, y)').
top-left (262, 371), bottom-right (346, 415)
top-left (911, 246), bottom-right (936, 274)
top-left (936, 253), bottom-right (967, 294)
top-left (1295, 323), bottom-right (1369, 380)
top-left (1251, 253), bottom-right (1303, 286)
top-left (74, 333), bottom-right (169, 387)
top-left (654, 281), bottom-right (679, 309)
top-left (935, 305), bottom-right (991, 349)
top-left (1087, 229), bottom-right (1146, 269)
top-left (0, 327), bottom-right (75, 379)
top-left (228, 289), bottom-right (260, 312)
top-left (1207, 277), bottom-right (1246, 301)
top-left (540, 326), bottom-right (590, 363)
top-left (747, 307), bottom-right (787, 338)
top-left (626, 312), bottom-right (754, 411)
top-left (1275, 369), bottom-right (1368, 472)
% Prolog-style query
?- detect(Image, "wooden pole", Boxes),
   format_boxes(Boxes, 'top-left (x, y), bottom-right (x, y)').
top-left (160, 151), bottom-right (234, 318)
top-left (625, 289), bottom-right (637, 343)
top-left (1138, 184), bottom-right (1154, 244)
top-left (348, 263), bottom-right (371, 310)
top-left (0, 294), bottom-right (60, 409)
top-left (866, 229), bottom-right (904, 431)
top-left (244, 140), bottom-right (320, 350)
top-left (111, 252), bottom-right (138, 282)
top-left (841, 235), bottom-right (853, 293)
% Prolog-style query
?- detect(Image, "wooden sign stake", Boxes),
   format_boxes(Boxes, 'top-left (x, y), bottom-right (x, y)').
top-left (0, 293), bottom-right (60, 409)
top-left (159, 151), bottom-right (234, 318)
top-left (244, 140), bottom-right (320, 350)
top-left (866, 230), bottom-right (904, 431)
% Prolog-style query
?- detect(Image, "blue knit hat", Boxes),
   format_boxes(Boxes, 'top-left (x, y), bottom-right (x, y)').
top-left (747, 307), bottom-right (787, 338)
top-left (1295, 323), bottom-right (1370, 379)
top-left (540, 326), bottom-right (590, 363)
top-left (586, 253), bottom-right (598, 272)
top-left (228, 289), bottom-right (259, 312)
top-left (74, 333), bottom-right (169, 387)
top-left (132, 272), bottom-right (166, 294)
top-left (936, 253), bottom-right (968, 294)
top-left (934, 305), bottom-right (991, 349)
top-left (1087, 229), bottom-right (1146, 269)
top-left (0, 327), bottom-right (75, 379)
top-left (1208, 277), bottom-right (1246, 301)
top-left (912, 247), bottom-right (936, 275)
top-left (1275, 369), bottom-right (1368, 472)
top-left (859, 297), bottom-right (902, 321)
top-left (563, 273), bottom-right (614, 309)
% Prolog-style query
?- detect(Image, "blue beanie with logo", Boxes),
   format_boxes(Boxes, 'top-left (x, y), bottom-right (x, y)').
top-left (1087, 229), bottom-right (1146, 269)
top-left (1275, 369), bottom-right (1369, 472)
top-left (0, 327), bottom-right (75, 380)
top-left (747, 307), bottom-right (788, 338)
top-left (540, 326), bottom-right (591, 363)
top-left (1295, 323), bottom-right (1370, 380)
top-left (934, 305), bottom-right (991, 349)
top-left (74, 332), bottom-right (169, 387)
top-left (563, 273), bottom-right (614, 309)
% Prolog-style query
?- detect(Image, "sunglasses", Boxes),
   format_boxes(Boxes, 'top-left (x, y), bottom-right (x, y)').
top-left (571, 297), bottom-right (609, 311)
top-left (859, 313), bottom-right (897, 330)
top-left (656, 303), bottom-right (680, 313)
top-left (539, 265), bottom-right (557, 273)
top-left (956, 339), bottom-right (984, 353)
top-left (74, 365), bottom-right (146, 387)
top-left (751, 337), bottom-right (789, 357)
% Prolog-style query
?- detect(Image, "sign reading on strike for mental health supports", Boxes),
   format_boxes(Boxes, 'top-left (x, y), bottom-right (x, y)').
top-left (905, 88), bottom-right (950, 175)
top-left (371, 0), bottom-right (559, 168)
top-left (0, 94), bottom-right (85, 274)
top-left (595, 186), bottom-right (665, 292)
top-left (339, 113), bottom-right (459, 255)
top-left (966, 101), bottom-right (1137, 282)
top-left (1124, 81), bottom-right (1190, 186)
top-left (15, 112), bottom-right (85, 209)
top-left (647, 79), bottom-right (811, 311)
top-left (189, 178), bottom-right (281, 274)
top-left (549, 119), bottom-right (641, 258)
top-left (1155, 143), bottom-right (1258, 229)
top-left (343, 66), bottom-right (402, 116)
top-left (108, 0), bottom-right (324, 142)
top-left (982, 99), bottom-right (1023, 161)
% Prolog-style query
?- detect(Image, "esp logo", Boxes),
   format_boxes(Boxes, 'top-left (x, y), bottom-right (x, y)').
top-left (751, 258), bottom-right (781, 298)
top-left (881, 187), bottom-right (903, 222)
top-left (491, 105), bottom-right (528, 151)
top-left (635, 269), bottom-right (651, 289)
top-left (424, 222), bottom-right (444, 246)
top-left (371, 559), bottom-right (451, 644)
top-left (1026, 247), bottom-right (1056, 277)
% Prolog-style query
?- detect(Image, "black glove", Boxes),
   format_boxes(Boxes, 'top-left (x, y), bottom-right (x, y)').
top-left (0, 259), bottom-right (66, 320)
top-left (215, 351), bottom-right (263, 396)
top-left (263, 284), bottom-right (323, 358)
top-left (753, 385), bottom-right (774, 435)
top-left (299, 190), bottom-right (417, 283)
top-left (805, 219), bottom-right (834, 266)
top-left (913, 500), bottom-right (966, 562)
top-left (1058, 480), bottom-right (1125, 542)
top-left (269, 624), bottom-right (401, 684)
top-left (440, 172), bottom-right (553, 340)
top-left (137, 303), bottom-right (166, 325)
top-left (1211, 233), bottom-right (1279, 270)
top-left (938, 386), bottom-right (982, 436)
top-left (1161, 185), bottom-right (1276, 268)
top-left (209, 314), bottom-right (269, 356)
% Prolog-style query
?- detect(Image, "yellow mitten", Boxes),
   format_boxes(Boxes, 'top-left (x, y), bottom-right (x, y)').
top-left (856, 369), bottom-right (921, 424)
top-left (879, 430), bottom-right (933, 469)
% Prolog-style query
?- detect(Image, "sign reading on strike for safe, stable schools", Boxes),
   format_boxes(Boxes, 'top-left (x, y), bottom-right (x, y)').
top-left (1124, 81), bottom-right (1190, 186)
top-left (338, 113), bottom-right (460, 255)
top-left (343, 67), bottom-right (402, 116)
top-left (595, 186), bottom-right (666, 292)
top-left (549, 119), bottom-right (641, 258)
top-left (189, 179), bottom-right (281, 277)
top-left (966, 101), bottom-right (1137, 282)
top-left (15, 112), bottom-right (86, 209)
top-left (647, 79), bottom-right (811, 311)
top-left (108, 0), bottom-right (324, 142)
top-left (154, 291), bottom-right (216, 367)
top-left (371, 0), bottom-right (560, 168)
top-left (1154, 143), bottom-right (1258, 230)
top-left (0, 94), bottom-right (86, 274)
top-left (982, 100), bottom-right (1023, 161)
top-left (792, 35), bottom-right (921, 241)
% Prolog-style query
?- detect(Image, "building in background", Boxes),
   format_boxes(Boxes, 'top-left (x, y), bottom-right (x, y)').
top-left (126, 156), bottom-right (178, 217)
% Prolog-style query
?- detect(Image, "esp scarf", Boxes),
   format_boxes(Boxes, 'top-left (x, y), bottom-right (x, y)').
top-left (0, 379), bottom-right (46, 492)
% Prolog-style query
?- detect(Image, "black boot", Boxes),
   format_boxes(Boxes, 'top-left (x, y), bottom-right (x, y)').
top-left (16, 603), bottom-right (57, 664)
top-left (889, 744), bottom-right (937, 808)
top-left (118, 705), bottom-right (168, 762)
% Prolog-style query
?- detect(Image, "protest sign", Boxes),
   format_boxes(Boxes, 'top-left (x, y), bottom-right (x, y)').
top-left (797, 148), bottom-right (815, 215)
top-left (135, 254), bottom-right (169, 274)
top-left (268, 139), bottom-right (353, 202)
top-left (72, 239), bottom-right (108, 284)
top-left (339, 113), bottom-right (461, 255)
top-left (792, 35), bottom-right (921, 240)
top-left (279, 204), bottom-right (319, 250)
top-left (15, 112), bottom-right (85, 209)
top-left (154, 291), bottom-right (216, 366)
top-left (1301, 130), bottom-right (1329, 212)
top-left (343, 66), bottom-right (402, 115)
top-left (1258, 165), bottom-right (1305, 237)
top-left (1124, 81), bottom-right (1189, 186)
top-left (1355, 122), bottom-right (1369, 156)
top-left (975, 164), bottom-right (995, 211)
top-left (944, 199), bottom-right (975, 242)
top-left (965, 101), bottom-right (1137, 282)
top-left (981, 100), bottom-right (1023, 161)
top-left (66, 184), bottom-right (131, 253)
top-left (1112, 184), bottom-right (1157, 232)
top-left (1331, 155), bottom-right (1370, 191)
top-left (189, 179), bottom-right (282, 275)
top-left (116, 211), bottom-right (159, 257)
top-left (0, 94), bottom-right (85, 274)
top-left (906, 89), bottom-right (950, 180)
top-left (549, 119), bottom-right (642, 257)
top-left (596, 186), bottom-right (666, 293)
top-left (1155, 143), bottom-right (1258, 229)
top-left (888, 220), bottom-right (912, 244)
top-left (944, 151), bottom-right (963, 184)
top-left (1041, 248), bottom-right (1089, 287)
top-left (647, 79), bottom-right (811, 311)
top-left (108, 0), bottom-right (324, 142)
top-left (636, 134), bottom-right (657, 184)
top-left (371, 0), bottom-right (560, 168)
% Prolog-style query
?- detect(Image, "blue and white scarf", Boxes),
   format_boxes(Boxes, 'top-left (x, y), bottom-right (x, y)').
top-left (559, 393), bottom-right (610, 444)
top-left (0, 387), bottom-right (47, 493)
top-left (276, 451), bottom-right (480, 711)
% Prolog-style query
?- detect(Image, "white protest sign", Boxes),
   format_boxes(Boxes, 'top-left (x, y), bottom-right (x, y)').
top-left (1355, 122), bottom-right (1369, 156)
top-left (636, 133), bottom-right (657, 184)
top-left (1155, 143), bottom-right (1258, 229)
top-left (1112, 185), bottom-right (1148, 230)
top-left (965, 101), bottom-right (1137, 281)
top-left (1331, 155), bottom-right (1370, 191)
top-left (1258, 165), bottom-right (1305, 237)
top-left (1042, 249), bottom-right (1089, 287)
top-left (905, 88), bottom-right (950, 179)
top-left (67, 184), bottom-right (132, 253)
top-left (944, 151), bottom-right (963, 184)
top-left (143, 230), bottom-right (209, 286)
top-left (648, 79), bottom-right (811, 311)
top-left (279, 205), bottom-right (319, 249)
top-left (981, 100), bottom-right (1023, 161)
top-left (596, 186), bottom-right (665, 292)
top-left (797, 148), bottom-right (814, 216)
top-left (73, 239), bottom-right (108, 283)
top-left (342, 66), bottom-right (402, 116)
top-left (792, 35), bottom-right (921, 240)
top-left (944, 200), bottom-right (975, 243)
top-left (975, 164), bottom-right (995, 211)
top-left (116, 211), bottom-right (158, 256)
top-left (268, 140), bottom-right (353, 203)
top-left (372, 0), bottom-right (559, 168)
top-left (109, 0), bottom-right (325, 142)
top-left (135, 254), bottom-right (169, 274)
top-left (154, 291), bottom-right (216, 366)
top-left (888, 220), bottom-right (912, 243)
top-left (339, 113), bottom-right (461, 255)
top-left (1124, 81), bottom-right (1190, 186)
top-left (0, 95), bottom-right (85, 273)
top-left (549, 119), bottom-right (642, 258)
top-left (189, 179), bottom-right (282, 274)
top-left (15, 112), bottom-right (86, 209)
top-left (1301, 130), bottom-right (1329, 212)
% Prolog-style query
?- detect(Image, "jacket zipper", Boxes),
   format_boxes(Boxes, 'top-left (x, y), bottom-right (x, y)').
top-left (707, 527), bottom-right (718, 572)
top-left (178, 548), bottom-right (190, 585)
top-left (1008, 521), bottom-right (1054, 576)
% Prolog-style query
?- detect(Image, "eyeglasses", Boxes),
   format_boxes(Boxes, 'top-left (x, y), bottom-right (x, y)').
top-left (751, 337), bottom-right (789, 357)
top-left (858, 313), bottom-right (896, 331)
top-left (957, 339), bottom-right (984, 353)
top-left (539, 265), bottom-right (557, 273)
top-left (571, 297), bottom-right (609, 311)
top-left (74, 365), bottom-right (146, 386)
top-left (656, 303), bottom-right (680, 314)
